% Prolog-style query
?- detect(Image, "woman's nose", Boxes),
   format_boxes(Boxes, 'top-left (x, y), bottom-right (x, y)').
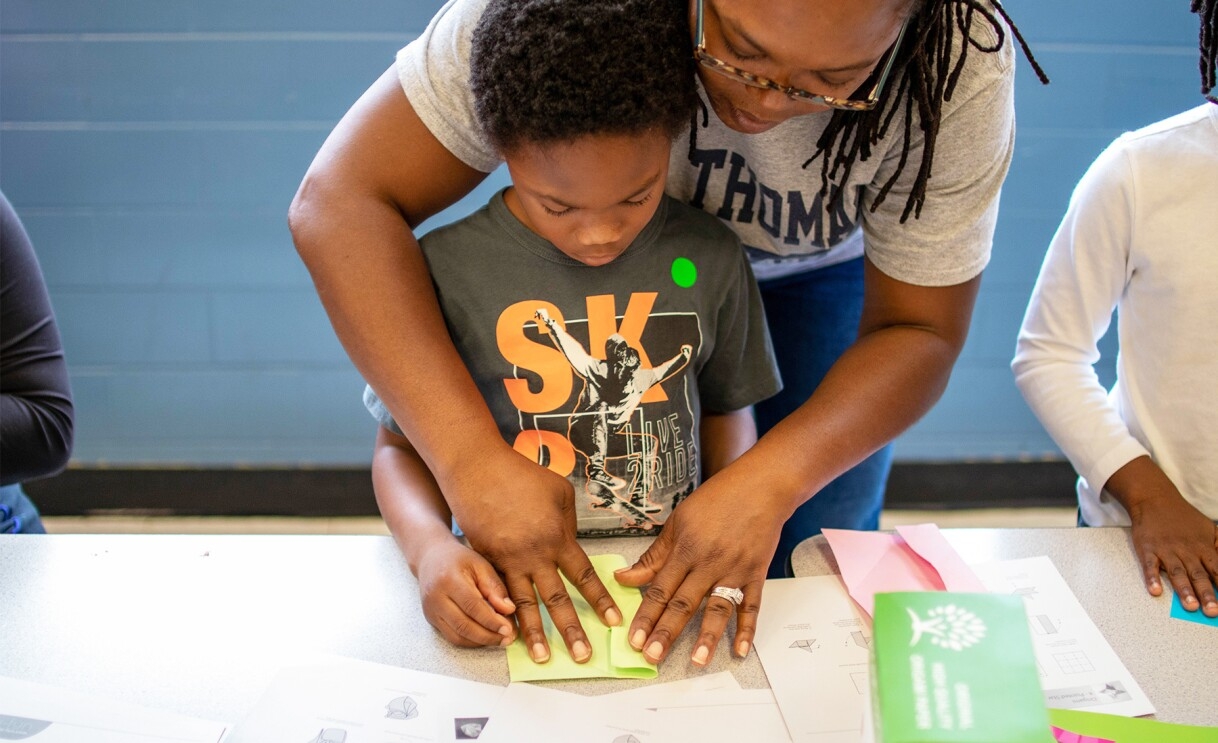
top-left (748, 85), bottom-right (828, 117)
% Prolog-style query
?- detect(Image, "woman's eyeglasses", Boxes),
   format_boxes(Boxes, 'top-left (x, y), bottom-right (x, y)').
top-left (693, 0), bottom-right (910, 112)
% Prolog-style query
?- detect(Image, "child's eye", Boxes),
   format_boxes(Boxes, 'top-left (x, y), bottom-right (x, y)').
top-left (624, 192), bottom-right (654, 208)
top-left (542, 204), bottom-right (573, 217)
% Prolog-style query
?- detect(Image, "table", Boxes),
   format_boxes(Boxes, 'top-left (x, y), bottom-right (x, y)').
top-left (2, 529), bottom-right (1214, 730)
top-left (0, 534), bottom-right (766, 726)
top-left (792, 527), bottom-right (1218, 726)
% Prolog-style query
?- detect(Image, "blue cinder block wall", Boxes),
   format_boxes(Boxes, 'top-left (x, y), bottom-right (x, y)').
top-left (0, 2), bottom-right (1205, 466)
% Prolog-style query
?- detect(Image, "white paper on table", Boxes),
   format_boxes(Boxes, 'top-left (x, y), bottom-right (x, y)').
top-left (224, 656), bottom-right (505, 743)
top-left (478, 682), bottom-right (659, 743)
top-left (754, 575), bottom-right (873, 743)
top-left (0, 675), bottom-right (229, 743)
top-left (858, 676), bottom-right (877, 743)
top-left (970, 555), bottom-right (1156, 717)
top-left (645, 688), bottom-right (792, 742)
top-left (603, 676), bottom-right (785, 742)
top-left (600, 670), bottom-right (741, 707)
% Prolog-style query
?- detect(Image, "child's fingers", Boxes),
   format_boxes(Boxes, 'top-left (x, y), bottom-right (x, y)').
top-left (429, 596), bottom-right (515, 648)
top-left (457, 585), bottom-right (517, 644)
top-left (471, 563), bottom-right (517, 617)
top-left (419, 559), bottom-right (518, 647)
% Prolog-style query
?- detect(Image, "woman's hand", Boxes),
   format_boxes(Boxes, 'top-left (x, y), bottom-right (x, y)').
top-left (614, 472), bottom-right (785, 666)
top-left (445, 447), bottom-right (623, 664)
top-left (416, 539), bottom-right (518, 647)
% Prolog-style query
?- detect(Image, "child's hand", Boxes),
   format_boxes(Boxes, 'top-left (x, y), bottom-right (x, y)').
top-left (415, 540), bottom-right (519, 647)
top-left (1128, 497), bottom-right (1218, 617)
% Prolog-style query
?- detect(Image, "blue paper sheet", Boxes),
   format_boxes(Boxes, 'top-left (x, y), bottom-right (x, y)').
top-left (1170, 592), bottom-right (1218, 628)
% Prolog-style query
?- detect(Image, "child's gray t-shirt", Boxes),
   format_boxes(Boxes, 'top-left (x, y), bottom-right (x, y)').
top-left (366, 193), bottom-right (781, 535)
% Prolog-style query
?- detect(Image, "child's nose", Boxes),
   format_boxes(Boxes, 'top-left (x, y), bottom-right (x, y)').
top-left (576, 222), bottom-right (622, 246)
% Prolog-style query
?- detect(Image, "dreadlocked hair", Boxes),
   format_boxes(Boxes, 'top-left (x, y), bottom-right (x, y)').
top-left (688, 0), bottom-right (1048, 224)
top-left (1195, 0), bottom-right (1217, 102)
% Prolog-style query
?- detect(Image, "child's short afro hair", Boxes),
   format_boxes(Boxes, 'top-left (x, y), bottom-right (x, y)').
top-left (470, 0), bottom-right (697, 153)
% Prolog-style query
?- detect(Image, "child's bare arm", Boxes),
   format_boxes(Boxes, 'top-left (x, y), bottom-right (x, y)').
top-left (372, 426), bottom-right (519, 645)
top-left (698, 407), bottom-right (758, 479)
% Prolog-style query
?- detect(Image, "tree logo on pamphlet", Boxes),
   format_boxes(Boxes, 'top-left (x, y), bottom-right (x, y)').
top-left (907, 603), bottom-right (987, 651)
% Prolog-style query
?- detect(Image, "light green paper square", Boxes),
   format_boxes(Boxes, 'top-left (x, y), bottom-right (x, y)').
top-left (506, 553), bottom-right (657, 681)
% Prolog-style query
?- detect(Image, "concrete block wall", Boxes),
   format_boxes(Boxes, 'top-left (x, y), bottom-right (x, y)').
top-left (0, 1), bottom-right (1205, 465)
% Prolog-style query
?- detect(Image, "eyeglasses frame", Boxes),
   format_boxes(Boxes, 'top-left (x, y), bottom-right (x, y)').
top-left (692, 0), bottom-right (911, 112)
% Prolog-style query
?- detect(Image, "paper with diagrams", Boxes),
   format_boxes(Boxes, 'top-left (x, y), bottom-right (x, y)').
top-left (477, 677), bottom-right (787, 743)
top-left (476, 682), bottom-right (658, 743)
top-left (224, 657), bottom-right (505, 743)
top-left (0, 674), bottom-right (228, 743)
top-left (754, 574), bottom-right (873, 743)
top-left (970, 556), bottom-right (1155, 718)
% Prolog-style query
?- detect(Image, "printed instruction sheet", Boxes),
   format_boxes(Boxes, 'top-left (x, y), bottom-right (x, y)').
top-left (0, 675), bottom-right (229, 743)
top-left (754, 574), bottom-right (873, 743)
top-left (225, 657), bottom-right (505, 743)
top-left (970, 556), bottom-right (1155, 717)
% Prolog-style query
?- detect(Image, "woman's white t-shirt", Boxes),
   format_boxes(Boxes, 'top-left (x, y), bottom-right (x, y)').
top-left (398, 0), bottom-right (1016, 286)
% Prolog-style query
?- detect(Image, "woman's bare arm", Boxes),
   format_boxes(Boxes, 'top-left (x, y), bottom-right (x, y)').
top-left (289, 67), bottom-right (619, 663)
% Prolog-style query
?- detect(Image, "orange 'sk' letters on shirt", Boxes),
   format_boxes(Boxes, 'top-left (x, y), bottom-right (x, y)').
top-left (497, 300), bottom-right (571, 413)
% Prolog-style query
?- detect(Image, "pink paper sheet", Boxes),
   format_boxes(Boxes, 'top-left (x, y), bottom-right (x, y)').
top-left (1051, 726), bottom-right (1116, 743)
top-left (822, 523), bottom-right (985, 617)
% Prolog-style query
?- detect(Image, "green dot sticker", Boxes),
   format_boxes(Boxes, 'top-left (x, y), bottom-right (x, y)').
top-left (671, 257), bottom-right (697, 288)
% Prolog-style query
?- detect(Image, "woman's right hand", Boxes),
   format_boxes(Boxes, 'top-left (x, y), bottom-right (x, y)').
top-left (441, 446), bottom-right (623, 664)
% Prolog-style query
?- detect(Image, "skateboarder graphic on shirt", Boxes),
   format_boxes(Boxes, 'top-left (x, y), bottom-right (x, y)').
top-left (534, 308), bottom-right (692, 521)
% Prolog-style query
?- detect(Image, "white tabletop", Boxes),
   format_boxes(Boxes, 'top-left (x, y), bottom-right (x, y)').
top-left (0, 534), bottom-right (767, 726)
top-left (3, 529), bottom-right (1215, 729)
top-left (791, 526), bottom-right (1218, 726)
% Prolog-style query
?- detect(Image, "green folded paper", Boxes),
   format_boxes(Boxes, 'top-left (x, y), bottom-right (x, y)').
top-left (506, 553), bottom-right (657, 682)
top-left (1049, 708), bottom-right (1218, 743)
top-left (872, 592), bottom-right (1055, 743)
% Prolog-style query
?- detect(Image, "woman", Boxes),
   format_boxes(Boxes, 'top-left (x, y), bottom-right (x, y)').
top-left (289, 0), bottom-right (1045, 667)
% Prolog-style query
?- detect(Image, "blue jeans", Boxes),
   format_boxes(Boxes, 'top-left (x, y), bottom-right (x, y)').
top-left (0, 483), bottom-right (46, 534)
top-left (755, 257), bottom-right (891, 578)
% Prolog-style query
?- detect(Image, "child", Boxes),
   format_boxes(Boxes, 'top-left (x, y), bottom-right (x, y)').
top-left (1012, 0), bottom-right (1218, 618)
top-left (363, 0), bottom-right (781, 660)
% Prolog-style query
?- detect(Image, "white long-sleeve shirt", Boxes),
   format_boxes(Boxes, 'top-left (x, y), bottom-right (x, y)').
top-left (1012, 103), bottom-right (1218, 526)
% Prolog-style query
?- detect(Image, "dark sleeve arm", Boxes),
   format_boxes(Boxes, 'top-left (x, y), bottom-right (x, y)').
top-left (1, 191), bottom-right (74, 484)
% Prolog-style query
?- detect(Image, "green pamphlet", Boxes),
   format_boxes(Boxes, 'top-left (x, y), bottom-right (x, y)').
top-left (506, 553), bottom-right (657, 681)
top-left (872, 591), bottom-right (1054, 743)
